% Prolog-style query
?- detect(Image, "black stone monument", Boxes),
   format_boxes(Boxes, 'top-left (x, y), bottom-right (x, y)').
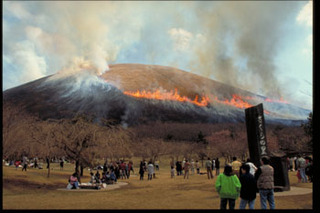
top-left (245, 103), bottom-right (290, 191)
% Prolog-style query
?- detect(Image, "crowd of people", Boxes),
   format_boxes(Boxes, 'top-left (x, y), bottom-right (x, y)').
top-left (215, 156), bottom-right (274, 210)
top-left (67, 160), bottom-right (134, 189)
top-left (287, 155), bottom-right (313, 183)
top-left (4, 153), bottom-right (313, 209)
top-left (170, 157), bottom-right (221, 179)
top-left (3, 156), bottom-right (44, 171)
top-left (215, 154), bottom-right (313, 210)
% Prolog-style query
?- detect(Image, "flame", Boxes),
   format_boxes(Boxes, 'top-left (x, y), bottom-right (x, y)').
top-left (213, 94), bottom-right (254, 109)
top-left (123, 88), bottom-right (290, 115)
top-left (123, 88), bottom-right (210, 107)
top-left (123, 88), bottom-right (270, 114)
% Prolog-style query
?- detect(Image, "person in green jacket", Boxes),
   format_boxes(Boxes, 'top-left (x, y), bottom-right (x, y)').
top-left (215, 164), bottom-right (241, 209)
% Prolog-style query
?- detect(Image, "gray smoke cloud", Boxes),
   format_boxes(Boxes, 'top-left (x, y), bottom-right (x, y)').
top-left (3, 1), bottom-right (310, 108)
top-left (186, 1), bottom-right (306, 98)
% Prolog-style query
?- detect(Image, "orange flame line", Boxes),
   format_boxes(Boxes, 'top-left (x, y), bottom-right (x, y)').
top-left (123, 89), bottom-right (210, 107)
top-left (123, 88), bottom-right (272, 114)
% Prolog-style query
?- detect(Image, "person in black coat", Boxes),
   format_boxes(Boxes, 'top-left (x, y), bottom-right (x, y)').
top-left (215, 158), bottom-right (220, 176)
top-left (239, 164), bottom-right (257, 209)
top-left (139, 161), bottom-right (145, 180)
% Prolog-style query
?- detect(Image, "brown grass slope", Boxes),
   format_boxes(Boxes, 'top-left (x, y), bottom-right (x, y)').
top-left (103, 63), bottom-right (253, 98)
top-left (3, 63), bottom-right (308, 124)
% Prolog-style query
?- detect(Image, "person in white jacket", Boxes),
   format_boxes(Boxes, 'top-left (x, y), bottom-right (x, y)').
top-left (245, 158), bottom-right (257, 176)
top-left (148, 161), bottom-right (154, 180)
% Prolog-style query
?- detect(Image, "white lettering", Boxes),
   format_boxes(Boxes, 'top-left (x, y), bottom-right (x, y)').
top-left (261, 146), bottom-right (267, 155)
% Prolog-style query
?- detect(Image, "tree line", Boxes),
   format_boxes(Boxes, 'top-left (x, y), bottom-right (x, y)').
top-left (3, 102), bottom-right (312, 177)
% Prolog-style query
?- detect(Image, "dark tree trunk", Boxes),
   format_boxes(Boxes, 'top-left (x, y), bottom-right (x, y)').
top-left (80, 165), bottom-right (84, 177)
top-left (46, 157), bottom-right (50, 178)
top-left (75, 160), bottom-right (80, 174)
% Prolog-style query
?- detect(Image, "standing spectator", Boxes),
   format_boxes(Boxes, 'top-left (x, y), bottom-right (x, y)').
top-left (212, 158), bottom-right (216, 174)
top-left (176, 161), bottom-right (182, 176)
top-left (139, 161), bottom-right (145, 180)
top-left (297, 155), bottom-right (308, 183)
top-left (60, 158), bottom-right (64, 170)
top-left (151, 159), bottom-right (156, 179)
top-left (125, 163), bottom-right (129, 178)
top-left (215, 158), bottom-right (220, 176)
top-left (34, 157), bottom-right (38, 169)
top-left (289, 157), bottom-right (294, 171)
top-left (190, 159), bottom-right (195, 175)
top-left (245, 158), bottom-right (257, 176)
top-left (120, 161), bottom-right (127, 179)
top-left (147, 161), bottom-right (154, 180)
top-left (144, 160), bottom-right (148, 172)
top-left (196, 160), bottom-right (200, 174)
top-left (171, 166), bottom-right (175, 178)
top-left (215, 164), bottom-right (241, 210)
top-left (22, 156), bottom-right (28, 172)
top-left (239, 164), bottom-right (257, 209)
top-left (231, 157), bottom-right (242, 178)
top-left (182, 159), bottom-right (186, 174)
top-left (114, 163), bottom-right (120, 180)
top-left (170, 159), bottom-right (175, 171)
top-left (294, 156), bottom-right (298, 171)
top-left (184, 160), bottom-right (191, 179)
top-left (175, 161), bottom-right (179, 176)
top-left (205, 157), bottom-right (213, 179)
top-left (127, 161), bottom-right (134, 179)
top-left (155, 160), bottom-right (160, 171)
top-left (286, 157), bottom-right (290, 171)
top-left (103, 162), bottom-right (108, 174)
top-left (255, 156), bottom-right (275, 210)
top-left (305, 158), bottom-right (313, 183)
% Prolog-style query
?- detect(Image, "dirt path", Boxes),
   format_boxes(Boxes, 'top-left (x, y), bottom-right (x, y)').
top-left (255, 187), bottom-right (312, 197)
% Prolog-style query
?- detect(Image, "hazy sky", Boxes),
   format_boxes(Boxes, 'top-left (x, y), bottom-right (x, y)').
top-left (3, 1), bottom-right (312, 109)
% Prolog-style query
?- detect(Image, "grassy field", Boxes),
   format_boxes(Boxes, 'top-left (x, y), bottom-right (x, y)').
top-left (3, 159), bottom-right (313, 209)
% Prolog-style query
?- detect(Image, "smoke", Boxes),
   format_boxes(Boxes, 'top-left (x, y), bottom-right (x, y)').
top-left (3, 1), bottom-right (311, 109)
top-left (185, 1), bottom-right (305, 99)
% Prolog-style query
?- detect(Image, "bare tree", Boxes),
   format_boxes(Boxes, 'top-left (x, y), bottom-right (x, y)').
top-left (3, 103), bottom-right (38, 161)
top-left (44, 114), bottom-right (107, 175)
top-left (29, 119), bottom-right (62, 177)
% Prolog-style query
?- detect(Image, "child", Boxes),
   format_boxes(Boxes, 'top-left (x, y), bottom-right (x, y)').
top-left (297, 170), bottom-right (302, 183)
top-left (171, 166), bottom-right (175, 178)
top-left (14, 160), bottom-right (20, 170)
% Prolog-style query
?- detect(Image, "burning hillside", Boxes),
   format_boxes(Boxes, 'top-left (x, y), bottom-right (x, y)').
top-left (3, 64), bottom-right (310, 126)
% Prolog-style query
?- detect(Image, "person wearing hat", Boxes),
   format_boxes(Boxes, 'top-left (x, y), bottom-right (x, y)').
top-left (215, 164), bottom-right (241, 209)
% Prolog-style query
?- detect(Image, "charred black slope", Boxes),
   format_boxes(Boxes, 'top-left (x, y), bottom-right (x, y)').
top-left (3, 75), bottom-right (242, 125)
top-left (3, 64), bottom-right (310, 126)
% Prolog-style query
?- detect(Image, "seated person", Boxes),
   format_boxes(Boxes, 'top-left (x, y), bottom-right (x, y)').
top-left (90, 172), bottom-right (96, 184)
top-left (101, 172), bottom-right (106, 183)
top-left (110, 170), bottom-right (117, 183)
top-left (69, 173), bottom-right (79, 189)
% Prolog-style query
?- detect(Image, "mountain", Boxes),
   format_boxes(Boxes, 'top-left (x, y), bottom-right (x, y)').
top-left (3, 63), bottom-right (310, 126)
